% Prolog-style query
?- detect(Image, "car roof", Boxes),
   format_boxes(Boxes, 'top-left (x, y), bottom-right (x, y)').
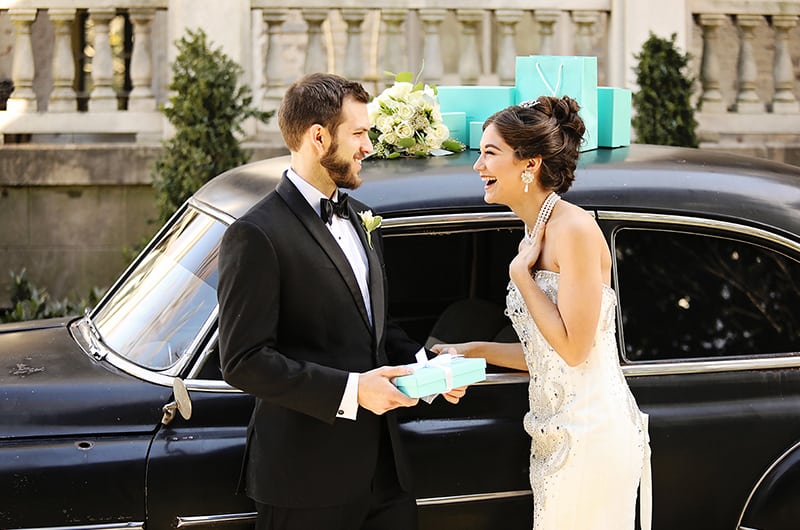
top-left (192, 144), bottom-right (800, 241)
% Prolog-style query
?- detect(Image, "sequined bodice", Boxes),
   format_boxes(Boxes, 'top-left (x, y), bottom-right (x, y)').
top-left (505, 270), bottom-right (643, 474)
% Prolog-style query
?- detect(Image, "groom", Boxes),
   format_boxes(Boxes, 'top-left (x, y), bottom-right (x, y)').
top-left (217, 73), bottom-right (464, 530)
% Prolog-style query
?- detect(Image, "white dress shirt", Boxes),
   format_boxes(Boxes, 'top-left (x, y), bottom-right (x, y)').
top-left (286, 169), bottom-right (368, 420)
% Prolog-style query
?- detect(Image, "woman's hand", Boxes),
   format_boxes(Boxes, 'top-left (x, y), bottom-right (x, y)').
top-left (430, 342), bottom-right (476, 358)
top-left (509, 224), bottom-right (545, 285)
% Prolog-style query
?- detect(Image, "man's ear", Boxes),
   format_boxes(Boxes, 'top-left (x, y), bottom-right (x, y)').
top-left (309, 124), bottom-right (327, 155)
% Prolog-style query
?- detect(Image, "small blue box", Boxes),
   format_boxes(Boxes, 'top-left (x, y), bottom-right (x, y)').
top-left (597, 87), bottom-right (632, 147)
top-left (394, 357), bottom-right (487, 398)
top-left (441, 112), bottom-right (467, 144)
top-left (437, 86), bottom-right (515, 125)
top-left (469, 121), bottom-right (484, 150)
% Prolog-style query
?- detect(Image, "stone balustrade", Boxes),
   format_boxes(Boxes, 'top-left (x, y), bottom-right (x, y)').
top-left (0, 0), bottom-right (797, 152)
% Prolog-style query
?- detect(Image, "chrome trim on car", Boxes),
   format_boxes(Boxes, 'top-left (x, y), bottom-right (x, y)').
top-left (188, 197), bottom-right (236, 226)
top-left (8, 523), bottom-right (145, 530)
top-left (622, 356), bottom-right (800, 377)
top-left (382, 211), bottom-right (520, 230)
top-left (416, 489), bottom-right (532, 505)
top-left (736, 439), bottom-right (800, 530)
top-left (176, 512), bottom-right (256, 528)
top-left (599, 211), bottom-right (800, 251)
top-left (172, 490), bottom-right (534, 527)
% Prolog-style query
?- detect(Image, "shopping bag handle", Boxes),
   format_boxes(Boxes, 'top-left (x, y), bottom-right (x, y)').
top-left (535, 62), bottom-right (564, 97)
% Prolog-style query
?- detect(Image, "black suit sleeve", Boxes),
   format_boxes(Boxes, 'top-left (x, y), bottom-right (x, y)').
top-left (217, 219), bottom-right (348, 424)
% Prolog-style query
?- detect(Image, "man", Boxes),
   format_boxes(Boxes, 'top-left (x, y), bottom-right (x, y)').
top-left (217, 73), bottom-right (464, 530)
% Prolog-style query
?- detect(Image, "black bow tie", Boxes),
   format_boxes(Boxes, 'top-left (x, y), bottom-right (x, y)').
top-left (320, 193), bottom-right (350, 225)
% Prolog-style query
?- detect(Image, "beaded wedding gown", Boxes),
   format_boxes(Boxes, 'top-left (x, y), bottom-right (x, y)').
top-left (506, 270), bottom-right (651, 530)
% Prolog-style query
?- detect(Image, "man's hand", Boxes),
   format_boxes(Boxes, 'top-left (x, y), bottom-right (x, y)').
top-left (358, 365), bottom-right (419, 415)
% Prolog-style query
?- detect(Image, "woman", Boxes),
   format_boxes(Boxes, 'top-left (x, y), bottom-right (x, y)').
top-left (433, 96), bottom-right (650, 530)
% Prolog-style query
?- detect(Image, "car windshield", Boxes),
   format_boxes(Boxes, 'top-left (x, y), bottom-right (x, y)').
top-left (92, 207), bottom-right (226, 370)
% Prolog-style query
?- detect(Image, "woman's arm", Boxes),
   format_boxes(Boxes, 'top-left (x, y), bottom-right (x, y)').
top-left (430, 341), bottom-right (527, 372)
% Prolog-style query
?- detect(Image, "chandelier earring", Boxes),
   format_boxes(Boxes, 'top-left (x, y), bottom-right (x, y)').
top-left (521, 169), bottom-right (535, 193)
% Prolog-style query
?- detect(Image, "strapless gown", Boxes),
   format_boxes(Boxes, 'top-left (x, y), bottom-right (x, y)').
top-left (506, 270), bottom-right (651, 530)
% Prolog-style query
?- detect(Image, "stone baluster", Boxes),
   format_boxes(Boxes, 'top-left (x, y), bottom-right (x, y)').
top-left (7, 9), bottom-right (38, 112)
top-left (419, 9), bottom-right (446, 86)
top-left (47, 9), bottom-right (78, 112)
top-left (128, 9), bottom-right (156, 112)
top-left (456, 10), bottom-right (483, 85)
top-left (380, 9), bottom-right (408, 87)
top-left (341, 9), bottom-right (368, 83)
top-left (770, 15), bottom-right (799, 114)
top-left (534, 9), bottom-right (560, 56)
top-left (572, 10), bottom-right (600, 57)
top-left (303, 9), bottom-right (329, 75)
top-left (88, 8), bottom-right (117, 111)
top-left (733, 14), bottom-right (764, 113)
top-left (495, 10), bottom-right (523, 86)
top-left (698, 14), bottom-right (727, 113)
top-left (261, 9), bottom-right (288, 124)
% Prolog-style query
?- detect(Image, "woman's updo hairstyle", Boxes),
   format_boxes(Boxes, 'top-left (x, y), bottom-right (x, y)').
top-left (483, 95), bottom-right (585, 194)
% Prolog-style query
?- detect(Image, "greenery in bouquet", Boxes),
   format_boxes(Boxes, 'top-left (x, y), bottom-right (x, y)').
top-left (368, 69), bottom-right (465, 159)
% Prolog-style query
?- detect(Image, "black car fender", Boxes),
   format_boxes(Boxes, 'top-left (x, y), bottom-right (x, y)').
top-left (738, 439), bottom-right (800, 530)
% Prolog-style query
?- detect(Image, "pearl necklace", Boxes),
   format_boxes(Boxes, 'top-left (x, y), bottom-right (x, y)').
top-left (524, 191), bottom-right (560, 243)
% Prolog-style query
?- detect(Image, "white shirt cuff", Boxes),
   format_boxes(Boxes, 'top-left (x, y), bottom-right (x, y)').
top-left (336, 372), bottom-right (359, 421)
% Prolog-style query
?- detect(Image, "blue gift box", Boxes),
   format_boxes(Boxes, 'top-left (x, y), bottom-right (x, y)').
top-left (469, 121), bottom-right (484, 150)
top-left (437, 86), bottom-right (515, 126)
top-left (394, 357), bottom-right (487, 398)
top-left (597, 86), bottom-right (632, 148)
top-left (441, 112), bottom-right (467, 145)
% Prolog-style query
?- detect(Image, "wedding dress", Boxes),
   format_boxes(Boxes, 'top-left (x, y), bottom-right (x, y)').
top-left (506, 270), bottom-right (651, 530)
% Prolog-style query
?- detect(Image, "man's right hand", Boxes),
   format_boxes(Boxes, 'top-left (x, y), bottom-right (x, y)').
top-left (357, 365), bottom-right (419, 415)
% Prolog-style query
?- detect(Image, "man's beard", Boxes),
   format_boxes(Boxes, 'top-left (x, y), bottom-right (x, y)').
top-left (321, 138), bottom-right (362, 190)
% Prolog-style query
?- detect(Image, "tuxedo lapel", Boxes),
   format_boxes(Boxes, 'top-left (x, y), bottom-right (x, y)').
top-left (348, 205), bottom-right (386, 349)
top-left (275, 175), bottom-right (372, 331)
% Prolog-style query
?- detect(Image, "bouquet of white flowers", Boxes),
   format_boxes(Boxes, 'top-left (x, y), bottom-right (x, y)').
top-left (367, 71), bottom-right (465, 159)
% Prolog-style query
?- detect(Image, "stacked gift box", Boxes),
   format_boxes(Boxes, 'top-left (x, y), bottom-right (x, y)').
top-left (437, 55), bottom-right (632, 152)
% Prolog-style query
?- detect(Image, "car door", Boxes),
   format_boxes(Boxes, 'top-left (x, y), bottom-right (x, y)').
top-left (601, 212), bottom-right (800, 529)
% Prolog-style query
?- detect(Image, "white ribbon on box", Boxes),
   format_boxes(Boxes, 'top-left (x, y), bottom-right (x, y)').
top-left (407, 350), bottom-right (458, 404)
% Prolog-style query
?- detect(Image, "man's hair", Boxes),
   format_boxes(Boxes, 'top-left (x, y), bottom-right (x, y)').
top-left (278, 73), bottom-right (371, 151)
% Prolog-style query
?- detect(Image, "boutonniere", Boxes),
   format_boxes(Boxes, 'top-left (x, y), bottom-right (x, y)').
top-left (358, 210), bottom-right (382, 249)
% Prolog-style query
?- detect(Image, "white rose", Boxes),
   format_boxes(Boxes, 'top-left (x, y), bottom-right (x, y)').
top-left (387, 81), bottom-right (413, 99)
top-left (396, 103), bottom-right (415, 121)
top-left (394, 121), bottom-right (414, 139)
top-left (375, 114), bottom-right (395, 134)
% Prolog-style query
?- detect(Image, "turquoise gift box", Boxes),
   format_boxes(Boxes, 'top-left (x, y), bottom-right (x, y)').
top-left (597, 86), bottom-right (632, 148)
top-left (394, 357), bottom-right (487, 398)
top-left (441, 112), bottom-right (467, 145)
top-left (437, 86), bottom-right (515, 148)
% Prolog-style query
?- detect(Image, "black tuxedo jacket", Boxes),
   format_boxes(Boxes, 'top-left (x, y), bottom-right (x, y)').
top-left (217, 174), bottom-right (421, 508)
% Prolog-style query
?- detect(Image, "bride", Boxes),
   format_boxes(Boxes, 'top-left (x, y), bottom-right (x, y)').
top-left (433, 96), bottom-right (651, 530)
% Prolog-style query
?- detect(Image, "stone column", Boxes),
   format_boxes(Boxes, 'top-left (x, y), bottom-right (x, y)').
top-left (698, 14), bottom-right (727, 113)
top-left (495, 10), bottom-right (523, 86)
top-left (47, 8), bottom-right (78, 112)
top-left (302, 9), bottom-right (329, 75)
top-left (535, 9), bottom-right (560, 56)
top-left (89, 9), bottom-right (117, 111)
top-left (7, 9), bottom-right (38, 112)
top-left (341, 9), bottom-right (368, 83)
top-left (733, 14), bottom-right (764, 113)
top-left (381, 9), bottom-right (408, 86)
top-left (261, 9), bottom-right (288, 131)
top-left (572, 10), bottom-right (600, 57)
top-left (770, 15), bottom-right (799, 114)
top-left (128, 9), bottom-right (157, 112)
top-left (456, 9), bottom-right (483, 85)
top-left (419, 9), bottom-right (446, 86)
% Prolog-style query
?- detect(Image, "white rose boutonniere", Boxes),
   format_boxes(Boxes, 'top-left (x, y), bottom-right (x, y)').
top-left (358, 210), bottom-right (382, 249)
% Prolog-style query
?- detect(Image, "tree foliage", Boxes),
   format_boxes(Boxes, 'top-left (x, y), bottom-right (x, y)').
top-left (632, 32), bottom-right (698, 148)
top-left (152, 28), bottom-right (273, 222)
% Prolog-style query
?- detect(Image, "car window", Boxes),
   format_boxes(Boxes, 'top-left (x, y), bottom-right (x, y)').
top-left (614, 228), bottom-right (800, 362)
top-left (93, 208), bottom-right (225, 370)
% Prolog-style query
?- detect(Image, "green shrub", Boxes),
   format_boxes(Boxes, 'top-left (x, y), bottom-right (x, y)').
top-left (152, 28), bottom-right (273, 223)
top-left (1, 269), bottom-right (103, 323)
top-left (632, 32), bottom-right (699, 148)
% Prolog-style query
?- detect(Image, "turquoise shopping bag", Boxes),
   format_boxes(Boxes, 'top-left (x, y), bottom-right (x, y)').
top-left (515, 55), bottom-right (599, 152)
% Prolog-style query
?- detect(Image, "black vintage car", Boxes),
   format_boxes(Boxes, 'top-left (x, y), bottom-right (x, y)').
top-left (2, 145), bottom-right (800, 530)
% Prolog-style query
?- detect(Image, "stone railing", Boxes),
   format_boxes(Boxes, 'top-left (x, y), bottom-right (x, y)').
top-left (0, 0), bottom-right (798, 154)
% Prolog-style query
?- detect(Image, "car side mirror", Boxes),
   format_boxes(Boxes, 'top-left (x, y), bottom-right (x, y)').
top-left (161, 378), bottom-right (193, 425)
